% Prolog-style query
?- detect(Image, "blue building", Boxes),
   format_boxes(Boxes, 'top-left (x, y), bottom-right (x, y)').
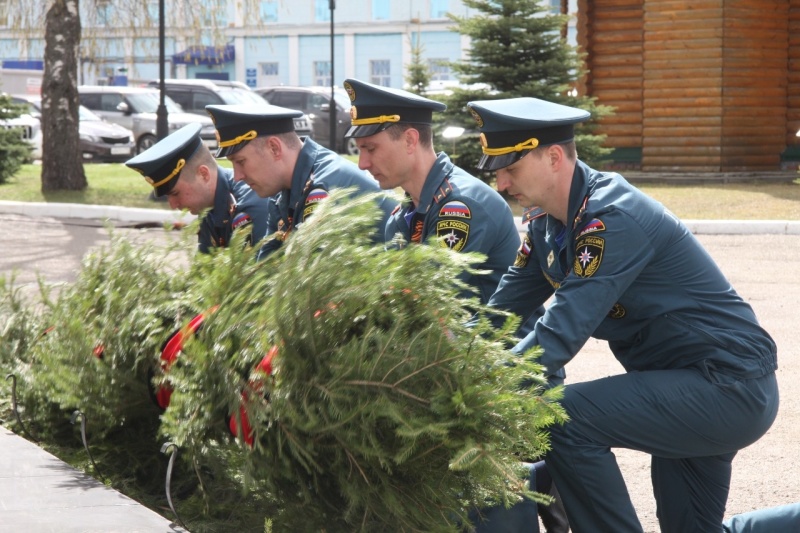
top-left (0, 0), bottom-right (576, 91)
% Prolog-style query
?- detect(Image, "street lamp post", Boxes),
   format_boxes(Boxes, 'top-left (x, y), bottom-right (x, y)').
top-left (442, 126), bottom-right (465, 157)
top-left (156, 0), bottom-right (168, 141)
top-left (329, 1), bottom-right (336, 151)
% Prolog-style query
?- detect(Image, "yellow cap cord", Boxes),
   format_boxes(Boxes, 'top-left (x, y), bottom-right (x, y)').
top-left (150, 158), bottom-right (186, 188)
top-left (482, 136), bottom-right (539, 156)
top-left (351, 114), bottom-right (401, 126)
top-left (218, 129), bottom-right (258, 148)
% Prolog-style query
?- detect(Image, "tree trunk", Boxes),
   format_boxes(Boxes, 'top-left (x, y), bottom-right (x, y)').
top-left (41, 0), bottom-right (86, 192)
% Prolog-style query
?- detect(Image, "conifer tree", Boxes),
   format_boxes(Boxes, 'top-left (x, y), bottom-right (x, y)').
top-left (437, 0), bottom-right (613, 175)
top-left (406, 29), bottom-right (432, 96)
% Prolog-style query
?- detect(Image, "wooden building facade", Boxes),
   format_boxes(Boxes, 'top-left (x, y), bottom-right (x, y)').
top-left (576, 0), bottom-right (800, 172)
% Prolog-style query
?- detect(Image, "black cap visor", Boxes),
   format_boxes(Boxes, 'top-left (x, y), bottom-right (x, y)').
top-left (153, 177), bottom-right (181, 198)
top-left (476, 150), bottom-right (529, 171)
top-left (215, 138), bottom-right (252, 158)
top-left (345, 122), bottom-right (393, 139)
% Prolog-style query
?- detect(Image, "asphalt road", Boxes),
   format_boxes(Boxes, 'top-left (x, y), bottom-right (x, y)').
top-left (1, 213), bottom-right (798, 531)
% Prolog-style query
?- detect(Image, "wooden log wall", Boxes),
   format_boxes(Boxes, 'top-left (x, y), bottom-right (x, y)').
top-left (577, 0), bottom-right (644, 149)
top-left (578, 0), bottom-right (798, 172)
top-left (789, 1), bottom-right (800, 147)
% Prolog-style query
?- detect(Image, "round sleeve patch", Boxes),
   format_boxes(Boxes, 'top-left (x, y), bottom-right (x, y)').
top-left (573, 235), bottom-right (605, 278)
top-left (303, 187), bottom-right (329, 218)
top-left (436, 219), bottom-right (470, 251)
top-left (514, 234), bottom-right (532, 268)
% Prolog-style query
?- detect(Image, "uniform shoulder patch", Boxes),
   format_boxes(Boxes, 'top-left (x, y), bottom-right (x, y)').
top-left (231, 212), bottom-right (252, 230)
top-left (522, 206), bottom-right (546, 223)
top-left (514, 234), bottom-right (532, 268)
top-left (439, 200), bottom-right (471, 219)
top-left (436, 219), bottom-right (470, 252)
top-left (303, 187), bottom-right (329, 218)
top-left (577, 218), bottom-right (606, 237)
top-left (573, 235), bottom-right (604, 278)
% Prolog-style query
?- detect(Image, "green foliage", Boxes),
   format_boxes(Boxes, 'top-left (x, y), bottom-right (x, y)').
top-left (2, 193), bottom-right (566, 532)
top-left (0, 94), bottom-right (33, 184)
top-left (406, 30), bottom-right (432, 96)
top-left (164, 193), bottom-right (566, 532)
top-left (6, 228), bottom-right (198, 490)
top-left (436, 0), bottom-right (614, 175)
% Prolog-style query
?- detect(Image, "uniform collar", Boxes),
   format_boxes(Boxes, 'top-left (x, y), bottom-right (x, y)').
top-left (288, 137), bottom-right (322, 205)
top-left (414, 152), bottom-right (454, 214)
top-left (566, 160), bottom-right (592, 229)
top-left (208, 165), bottom-right (235, 225)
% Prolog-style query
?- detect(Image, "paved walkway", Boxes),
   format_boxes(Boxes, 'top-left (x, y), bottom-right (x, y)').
top-left (1, 199), bottom-right (799, 235)
top-left (0, 201), bottom-right (798, 532)
top-left (0, 427), bottom-right (186, 533)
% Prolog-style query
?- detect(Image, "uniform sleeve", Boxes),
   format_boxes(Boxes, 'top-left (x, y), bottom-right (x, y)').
top-left (197, 212), bottom-right (231, 254)
top-left (234, 195), bottom-right (278, 247)
top-left (486, 228), bottom-right (554, 329)
top-left (197, 222), bottom-right (213, 254)
top-left (515, 209), bottom-right (654, 375)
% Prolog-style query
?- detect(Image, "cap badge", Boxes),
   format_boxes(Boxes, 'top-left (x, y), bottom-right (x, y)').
top-left (350, 106), bottom-right (357, 120)
top-left (344, 81), bottom-right (356, 102)
top-left (479, 132), bottom-right (488, 148)
top-left (469, 107), bottom-right (484, 128)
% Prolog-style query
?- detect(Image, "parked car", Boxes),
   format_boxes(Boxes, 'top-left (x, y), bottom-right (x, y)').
top-left (255, 85), bottom-right (358, 155)
top-left (13, 95), bottom-right (135, 163)
top-left (0, 96), bottom-right (42, 161)
top-left (147, 78), bottom-right (314, 139)
top-left (77, 85), bottom-right (218, 154)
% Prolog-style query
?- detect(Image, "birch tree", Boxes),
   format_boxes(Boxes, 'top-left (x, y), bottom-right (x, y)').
top-left (5, 0), bottom-right (264, 191)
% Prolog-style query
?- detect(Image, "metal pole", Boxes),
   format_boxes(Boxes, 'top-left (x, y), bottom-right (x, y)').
top-left (329, 1), bottom-right (336, 151)
top-left (156, 0), bottom-right (168, 141)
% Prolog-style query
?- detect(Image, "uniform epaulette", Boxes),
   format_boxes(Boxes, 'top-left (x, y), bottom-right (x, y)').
top-left (522, 206), bottom-right (546, 222)
top-left (433, 178), bottom-right (453, 204)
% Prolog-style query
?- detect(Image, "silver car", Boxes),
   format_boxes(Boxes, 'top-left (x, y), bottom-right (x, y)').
top-left (78, 85), bottom-right (218, 154)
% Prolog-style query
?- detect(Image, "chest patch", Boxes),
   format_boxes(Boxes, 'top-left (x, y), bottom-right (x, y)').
top-left (438, 200), bottom-right (472, 219)
top-left (303, 187), bottom-right (329, 218)
top-left (436, 219), bottom-right (470, 251)
top-left (514, 234), bottom-right (532, 268)
top-left (542, 269), bottom-right (561, 289)
top-left (608, 303), bottom-right (626, 319)
top-left (573, 235), bottom-right (604, 278)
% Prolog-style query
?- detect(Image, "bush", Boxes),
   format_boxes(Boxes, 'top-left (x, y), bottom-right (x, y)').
top-left (0, 94), bottom-right (34, 184)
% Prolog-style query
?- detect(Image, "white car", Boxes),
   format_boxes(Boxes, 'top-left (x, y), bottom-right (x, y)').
top-left (0, 110), bottom-right (42, 161)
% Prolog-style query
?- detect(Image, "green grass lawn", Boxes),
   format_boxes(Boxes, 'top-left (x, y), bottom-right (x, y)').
top-left (1, 163), bottom-right (168, 209)
top-left (3, 163), bottom-right (800, 220)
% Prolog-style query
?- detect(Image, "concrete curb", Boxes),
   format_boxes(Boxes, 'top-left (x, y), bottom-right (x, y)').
top-left (1, 201), bottom-right (798, 235)
top-left (0, 200), bottom-right (196, 225)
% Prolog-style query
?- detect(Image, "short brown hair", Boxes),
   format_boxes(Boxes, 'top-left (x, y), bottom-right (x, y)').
top-left (386, 123), bottom-right (433, 148)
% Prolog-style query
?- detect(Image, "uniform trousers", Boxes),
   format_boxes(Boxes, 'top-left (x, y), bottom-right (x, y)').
top-left (722, 502), bottom-right (800, 532)
top-left (545, 367), bottom-right (778, 532)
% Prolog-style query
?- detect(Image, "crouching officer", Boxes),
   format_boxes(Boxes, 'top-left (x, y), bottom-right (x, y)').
top-left (342, 78), bottom-right (523, 305)
top-left (467, 97), bottom-right (779, 532)
top-left (126, 123), bottom-right (274, 253)
top-left (342, 78), bottom-right (563, 533)
top-left (205, 104), bottom-right (396, 260)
